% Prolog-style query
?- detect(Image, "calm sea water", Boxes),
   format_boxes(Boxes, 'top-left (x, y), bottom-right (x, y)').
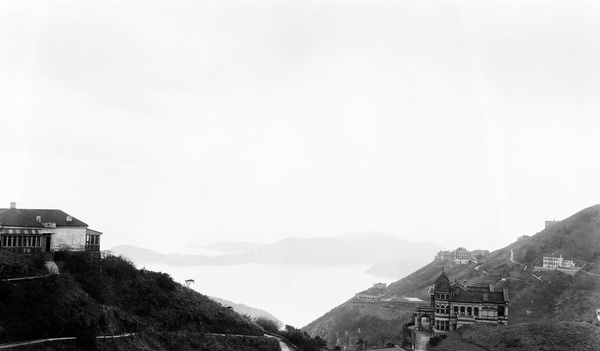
top-left (139, 262), bottom-right (396, 328)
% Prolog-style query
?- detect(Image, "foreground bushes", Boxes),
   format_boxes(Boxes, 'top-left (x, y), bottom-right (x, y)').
top-left (253, 322), bottom-right (327, 351)
top-left (0, 251), bottom-right (264, 346)
top-left (0, 251), bottom-right (46, 279)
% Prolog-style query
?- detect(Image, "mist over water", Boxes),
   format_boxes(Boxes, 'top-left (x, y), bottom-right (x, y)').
top-left (140, 262), bottom-right (397, 328)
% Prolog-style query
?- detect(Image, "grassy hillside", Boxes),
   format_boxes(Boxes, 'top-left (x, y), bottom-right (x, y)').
top-left (209, 296), bottom-right (283, 326)
top-left (303, 204), bottom-right (600, 350)
top-left (302, 259), bottom-right (454, 350)
top-left (0, 250), bottom-right (279, 351)
top-left (429, 321), bottom-right (600, 351)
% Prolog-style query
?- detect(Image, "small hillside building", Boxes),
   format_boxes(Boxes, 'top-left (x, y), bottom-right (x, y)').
top-left (542, 255), bottom-right (575, 269)
top-left (545, 220), bottom-right (560, 228)
top-left (355, 293), bottom-right (383, 302)
top-left (436, 250), bottom-right (455, 261)
top-left (0, 202), bottom-right (101, 254)
top-left (436, 247), bottom-right (485, 264)
top-left (414, 270), bottom-right (509, 331)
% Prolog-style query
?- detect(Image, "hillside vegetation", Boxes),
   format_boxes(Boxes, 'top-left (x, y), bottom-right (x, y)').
top-left (0, 250), bottom-right (278, 351)
top-left (304, 204), bottom-right (600, 350)
top-left (429, 321), bottom-right (600, 351)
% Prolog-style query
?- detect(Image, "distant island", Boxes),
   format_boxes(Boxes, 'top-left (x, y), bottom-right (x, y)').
top-left (111, 233), bottom-right (440, 279)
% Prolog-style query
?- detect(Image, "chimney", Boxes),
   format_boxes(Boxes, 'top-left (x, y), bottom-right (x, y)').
top-left (10, 202), bottom-right (16, 209)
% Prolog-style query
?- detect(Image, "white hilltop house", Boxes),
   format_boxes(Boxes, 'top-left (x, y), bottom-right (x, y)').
top-left (542, 255), bottom-right (575, 269)
top-left (436, 247), bottom-right (487, 265)
top-left (534, 254), bottom-right (581, 276)
top-left (0, 202), bottom-right (102, 256)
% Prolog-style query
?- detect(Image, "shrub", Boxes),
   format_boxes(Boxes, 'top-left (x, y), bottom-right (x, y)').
top-left (0, 251), bottom-right (46, 278)
top-left (504, 337), bottom-right (521, 347)
top-left (427, 334), bottom-right (446, 347)
top-left (254, 316), bottom-right (281, 333)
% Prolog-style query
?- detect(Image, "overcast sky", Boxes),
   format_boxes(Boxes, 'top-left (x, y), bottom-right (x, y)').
top-left (1, 0), bottom-right (599, 253)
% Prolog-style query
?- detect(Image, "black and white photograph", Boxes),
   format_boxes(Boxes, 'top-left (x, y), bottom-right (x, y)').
top-left (1, 1), bottom-right (600, 350)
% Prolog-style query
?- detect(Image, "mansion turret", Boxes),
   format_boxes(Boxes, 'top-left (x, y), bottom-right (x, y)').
top-left (415, 270), bottom-right (509, 332)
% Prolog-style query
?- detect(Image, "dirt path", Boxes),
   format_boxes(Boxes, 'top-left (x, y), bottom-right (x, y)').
top-left (510, 249), bottom-right (528, 271)
top-left (0, 333), bottom-right (136, 349)
top-left (414, 330), bottom-right (432, 351)
top-left (278, 340), bottom-right (290, 351)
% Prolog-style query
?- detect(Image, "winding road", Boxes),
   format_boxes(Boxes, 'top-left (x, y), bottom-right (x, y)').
top-left (414, 330), bottom-right (433, 351)
top-left (0, 332), bottom-right (293, 351)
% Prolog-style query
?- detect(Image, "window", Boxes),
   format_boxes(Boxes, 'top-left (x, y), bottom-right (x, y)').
top-left (474, 307), bottom-right (479, 317)
top-left (86, 235), bottom-right (100, 246)
top-left (1, 236), bottom-right (41, 248)
top-left (460, 306), bottom-right (465, 315)
top-left (467, 307), bottom-right (472, 316)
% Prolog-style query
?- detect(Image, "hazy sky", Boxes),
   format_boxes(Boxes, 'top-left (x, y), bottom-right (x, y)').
top-left (2, 1), bottom-right (599, 253)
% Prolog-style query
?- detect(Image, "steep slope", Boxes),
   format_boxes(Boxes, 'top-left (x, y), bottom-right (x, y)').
top-left (429, 321), bottom-right (600, 351)
top-left (303, 204), bottom-right (600, 350)
top-left (0, 251), bottom-right (278, 351)
top-left (210, 296), bottom-right (283, 326)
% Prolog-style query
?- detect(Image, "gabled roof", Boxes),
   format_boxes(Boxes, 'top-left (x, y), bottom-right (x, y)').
top-left (86, 228), bottom-right (103, 235)
top-left (434, 269), bottom-right (450, 285)
top-left (451, 284), bottom-right (477, 303)
top-left (434, 269), bottom-right (452, 291)
top-left (469, 290), bottom-right (506, 304)
top-left (432, 269), bottom-right (508, 304)
top-left (0, 209), bottom-right (44, 228)
top-left (0, 208), bottom-right (88, 227)
top-left (450, 284), bottom-right (507, 304)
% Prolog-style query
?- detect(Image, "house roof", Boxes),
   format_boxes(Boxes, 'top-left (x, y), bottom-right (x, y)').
top-left (0, 208), bottom-right (88, 227)
top-left (1, 228), bottom-right (42, 235)
top-left (0, 209), bottom-right (44, 228)
top-left (447, 283), bottom-right (508, 304)
top-left (434, 269), bottom-right (450, 285)
top-left (432, 270), bottom-right (508, 304)
top-left (434, 269), bottom-right (452, 291)
top-left (472, 290), bottom-right (506, 304)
